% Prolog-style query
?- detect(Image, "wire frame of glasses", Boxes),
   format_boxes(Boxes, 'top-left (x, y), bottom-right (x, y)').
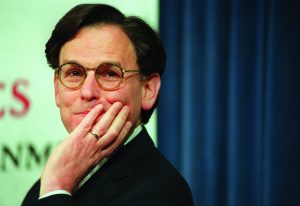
top-left (55, 63), bottom-right (140, 90)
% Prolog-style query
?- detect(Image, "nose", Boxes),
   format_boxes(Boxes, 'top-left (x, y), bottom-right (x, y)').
top-left (80, 72), bottom-right (100, 101)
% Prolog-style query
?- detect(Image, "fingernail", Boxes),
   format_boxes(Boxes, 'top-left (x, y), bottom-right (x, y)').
top-left (96, 104), bottom-right (103, 110)
top-left (114, 102), bottom-right (122, 107)
top-left (123, 106), bottom-right (130, 113)
top-left (126, 121), bottom-right (132, 128)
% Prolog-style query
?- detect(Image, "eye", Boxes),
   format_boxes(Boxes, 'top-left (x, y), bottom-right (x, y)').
top-left (61, 63), bottom-right (85, 78)
top-left (97, 64), bottom-right (122, 81)
top-left (102, 70), bottom-right (119, 77)
top-left (68, 69), bottom-right (84, 77)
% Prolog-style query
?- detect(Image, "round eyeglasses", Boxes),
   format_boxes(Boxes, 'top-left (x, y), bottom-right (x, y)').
top-left (55, 62), bottom-right (140, 90)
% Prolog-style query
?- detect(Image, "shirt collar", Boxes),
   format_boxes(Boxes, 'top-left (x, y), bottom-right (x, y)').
top-left (75, 124), bottom-right (143, 192)
top-left (123, 124), bottom-right (143, 145)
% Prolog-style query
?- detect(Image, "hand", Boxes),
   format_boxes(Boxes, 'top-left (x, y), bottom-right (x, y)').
top-left (39, 102), bottom-right (132, 196)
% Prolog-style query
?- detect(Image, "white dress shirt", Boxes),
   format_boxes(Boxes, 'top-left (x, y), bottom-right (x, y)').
top-left (40, 125), bottom-right (143, 199)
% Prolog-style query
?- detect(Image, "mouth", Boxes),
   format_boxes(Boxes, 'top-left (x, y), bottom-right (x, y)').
top-left (75, 110), bottom-right (105, 127)
top-left (75, 105), bottom-right (106, 118)
top-left (76, 111), bottom-right (90, 117)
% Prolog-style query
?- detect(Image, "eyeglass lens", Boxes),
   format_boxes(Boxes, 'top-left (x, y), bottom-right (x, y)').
top-left (59, 63), bottom-right (123, 89)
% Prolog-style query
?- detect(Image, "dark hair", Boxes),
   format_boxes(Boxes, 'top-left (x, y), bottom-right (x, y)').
top-left (46, 4), bottom-right (166, 124)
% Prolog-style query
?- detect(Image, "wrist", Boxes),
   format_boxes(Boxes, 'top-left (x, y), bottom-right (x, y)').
top-left (39, 190), bottom-right (72, 199)
top-left (40, 176), bottom-right (75, 197)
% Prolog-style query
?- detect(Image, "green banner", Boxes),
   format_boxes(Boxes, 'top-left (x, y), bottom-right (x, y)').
top-left (0, 1), bottom-right (158, 205)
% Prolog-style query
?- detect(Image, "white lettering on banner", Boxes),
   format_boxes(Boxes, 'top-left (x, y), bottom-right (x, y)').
top-left (0, 143), bottom-right (54, 172)
top-left (0, 78), bottom-right (30, 119)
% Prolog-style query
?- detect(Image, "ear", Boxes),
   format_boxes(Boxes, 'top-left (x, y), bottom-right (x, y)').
top-left (141, 73), bottom-right (161, 110)
top-left (54, 73), bottom-right (60, 107)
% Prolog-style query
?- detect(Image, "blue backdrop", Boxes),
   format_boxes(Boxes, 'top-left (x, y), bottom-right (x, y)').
top-left (158, 0), bottom-right (300, 205)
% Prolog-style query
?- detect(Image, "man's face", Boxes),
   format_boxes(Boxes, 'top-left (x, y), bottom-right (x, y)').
top-left (54, 25), bottom-right (154, 133)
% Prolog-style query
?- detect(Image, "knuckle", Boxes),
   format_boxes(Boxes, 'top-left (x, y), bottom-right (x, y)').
top-left (109, 129), bottom-right (119, 138)
top-left (104, 147), bottom-right (114, 155)
top-left (97, 127), bottom-right (107, 136)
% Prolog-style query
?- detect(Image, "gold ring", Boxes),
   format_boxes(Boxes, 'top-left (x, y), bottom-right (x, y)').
top-left (90, 131), bottom-right (100, 140)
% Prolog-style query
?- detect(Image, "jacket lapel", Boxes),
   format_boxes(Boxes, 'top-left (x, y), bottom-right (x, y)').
top-left (73, 127), bottom-right (155, 205)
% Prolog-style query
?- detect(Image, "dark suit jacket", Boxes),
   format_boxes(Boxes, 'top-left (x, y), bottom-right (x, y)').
top-left (22, 127), bottom-right (194, 206)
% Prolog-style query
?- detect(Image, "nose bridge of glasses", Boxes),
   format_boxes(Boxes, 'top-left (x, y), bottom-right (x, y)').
top-left (85, 67), bottom-right (97, 73)
top-left (81, 67), bottom-right (100, 89)
top-left (84, 67), bottom-right (99, 81)
top-left (84, 67), bottom-right (100, 87)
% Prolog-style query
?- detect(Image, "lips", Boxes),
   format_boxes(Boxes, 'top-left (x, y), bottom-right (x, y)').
top-left (75, 105), bottom-right (105, 118)
top-left (76, 111), bottom-right (91, 118)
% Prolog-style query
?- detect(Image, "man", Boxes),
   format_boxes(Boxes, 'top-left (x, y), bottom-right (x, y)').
top-left (22, 4), bottom-right (193, 206)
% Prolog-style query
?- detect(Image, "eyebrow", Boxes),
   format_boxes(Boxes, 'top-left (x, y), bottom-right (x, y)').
top-left (61, 59), bottom-right (123, 68)
top-left (61, 59), bottom-right (81, 66)
top-left (102, 61), bottom-right (122, 68)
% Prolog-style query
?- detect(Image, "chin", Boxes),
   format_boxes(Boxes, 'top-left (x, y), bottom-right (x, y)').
top-left (63, 116), bottom-right (83, 133)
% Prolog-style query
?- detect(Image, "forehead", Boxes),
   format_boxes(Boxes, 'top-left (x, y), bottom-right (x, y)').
top-left (59, 24), bottom-right (137, 68)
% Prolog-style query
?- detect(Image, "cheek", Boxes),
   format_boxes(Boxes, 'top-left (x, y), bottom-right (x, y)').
top-left (56, 89), bottom-right (80, 132)
top-left (56, 85), bottom-right (78, 107)
top-left (105, 88), bottom-right (142, 112)
top-left (104, 91), bottom-right (129, 106)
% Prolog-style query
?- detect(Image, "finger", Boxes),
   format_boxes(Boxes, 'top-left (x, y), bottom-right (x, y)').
top-left (72, 104), bottom-right (104, 136)
top-left (88, 120), bottom-right (132, 167)
top-left (88, 131), bottom-right (100, 141)
top-left (91, 102), bottom-right (123, 136)
top-left (93, 121), bottom-right (132, 162)
top-left (96, 105), bottom-right (130, 147)
top-left (103, 121), bottom-right (133, 156)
